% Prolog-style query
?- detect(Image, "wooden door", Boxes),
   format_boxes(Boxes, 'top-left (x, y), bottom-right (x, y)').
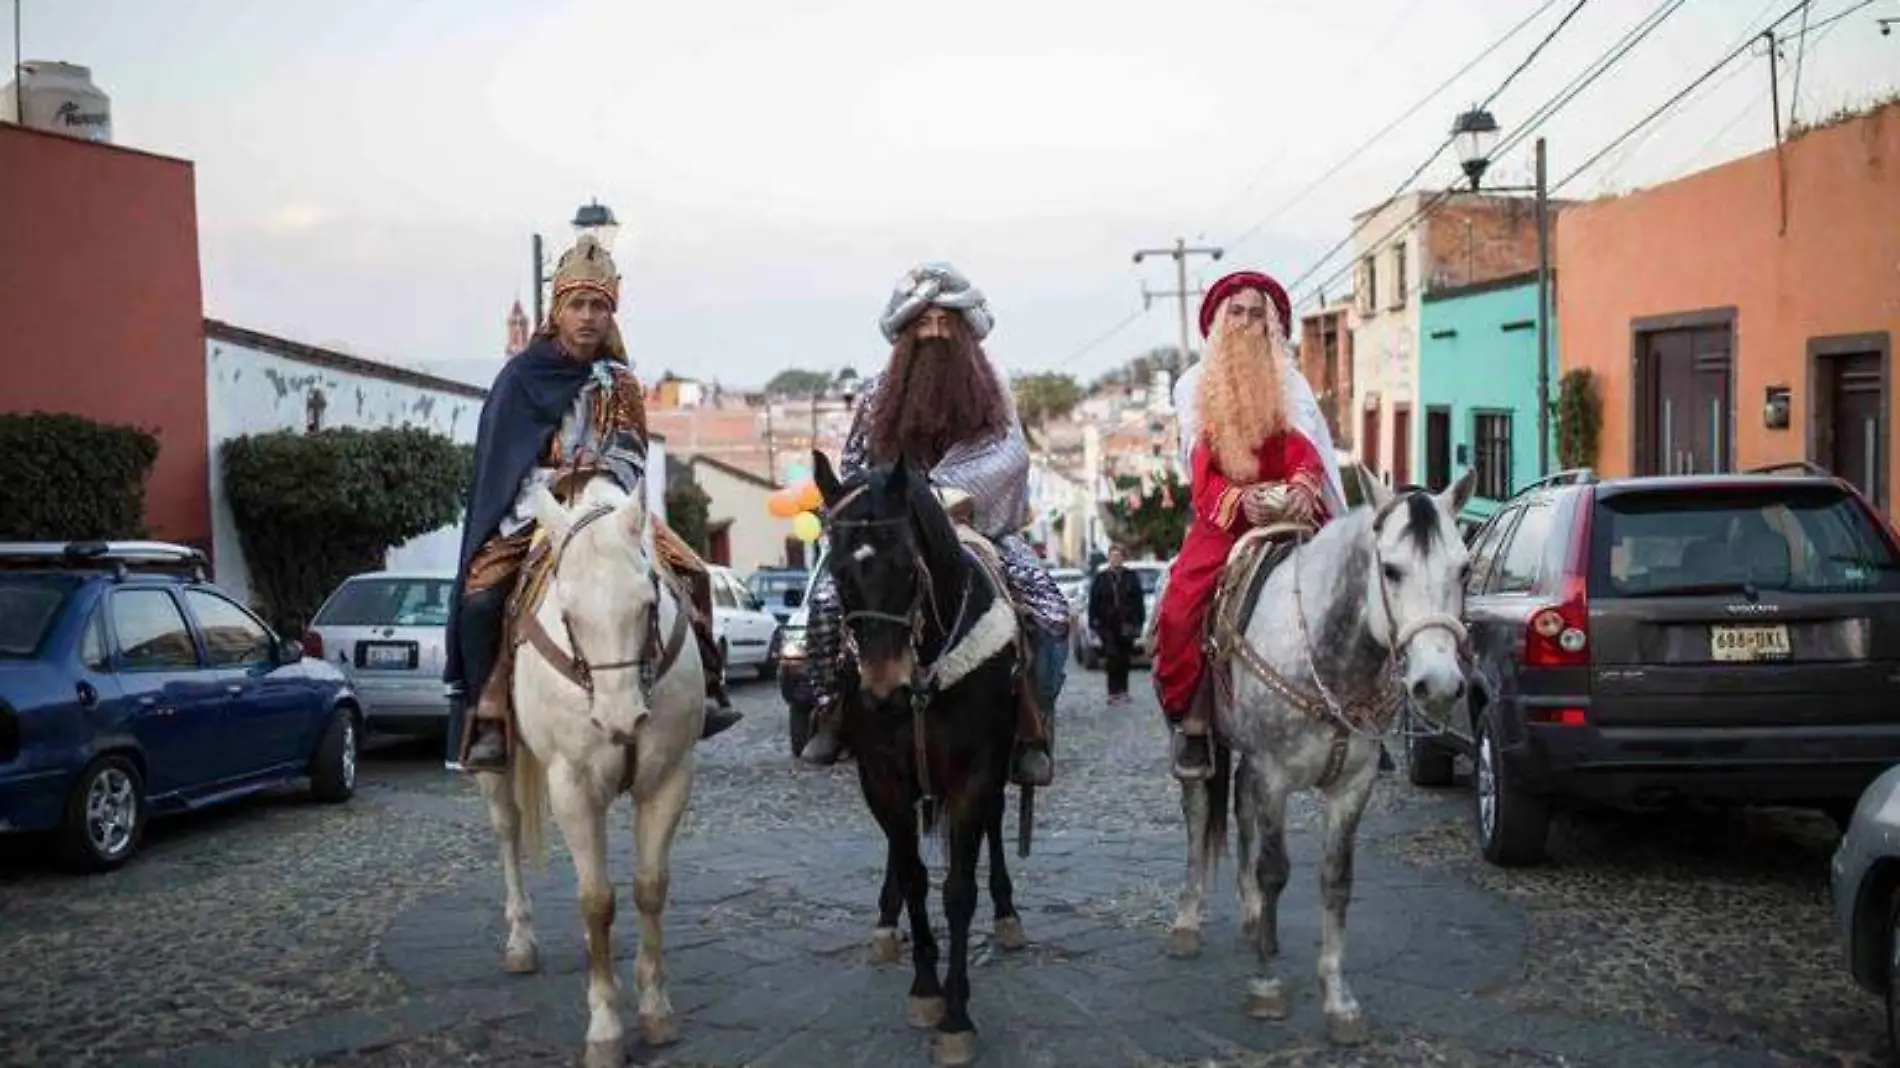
top-left (1425, 407), bottom-right (1452, 491)
top-left (1392, 405), bottom-right (1413, 487)
top-left (1637, 324), bottom-right (1731, 476)
top-left (1817, 350), bottom-right (1884, 504)
top-left (1361, 406), bottom-right (1382, 476)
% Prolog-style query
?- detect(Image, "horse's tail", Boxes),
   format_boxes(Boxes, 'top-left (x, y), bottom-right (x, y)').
top-left (512, 740), bottom-right (549, 870)
top-left (1206, 741), bottom-right (1232, 869)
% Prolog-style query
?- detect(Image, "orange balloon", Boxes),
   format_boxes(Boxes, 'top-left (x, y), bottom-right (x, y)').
top-left (795, 479), bottom-right (823, 512)
top-left (767, 489), bottom-right (800, 518)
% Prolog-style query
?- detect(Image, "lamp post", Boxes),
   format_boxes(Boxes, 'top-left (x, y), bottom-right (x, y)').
top-left (531, 198), bottom-right (622, 327)
top-left (1453, 108), bottom-right (1551, 479)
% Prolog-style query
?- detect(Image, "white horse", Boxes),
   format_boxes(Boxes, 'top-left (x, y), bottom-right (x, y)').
top-left (1169, 470), bottom-right (1473, 1046)
top-left (475, 475), bottom-right (705, 1068)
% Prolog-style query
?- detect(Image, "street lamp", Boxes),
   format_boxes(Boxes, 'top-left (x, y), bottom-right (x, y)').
top-left (1451, 107), bottom-right (1552, 479)
top-left (532, 198), bottom-right (621, 327)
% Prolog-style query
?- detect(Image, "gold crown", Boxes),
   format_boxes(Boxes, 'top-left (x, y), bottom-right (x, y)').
top-left (551, 235), bottom-right (620, 307)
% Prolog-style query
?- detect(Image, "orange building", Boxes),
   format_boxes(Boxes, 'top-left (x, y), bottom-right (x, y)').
top-left (1556, 101), bottom-right (1898, 512)
top-left (0, 124), bottom-right (209, 547)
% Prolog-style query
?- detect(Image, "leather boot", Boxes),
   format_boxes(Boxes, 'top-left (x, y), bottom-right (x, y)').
top-left (1011, 677), bottom-right (1054, 787)
top-left (683, 568), bottom-right (743, 740)
top-left (1170, 674), bottom-right (1216, 782)
top-left (457, 586), bottom-right (511, 773)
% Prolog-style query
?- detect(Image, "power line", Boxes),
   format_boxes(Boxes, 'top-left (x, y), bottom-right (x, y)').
top-left (1554, 0), bottom-right (1836, 192)
top-left (1057, 306), bottom-right (1150, 368)
top-left (1287, 0), bottom-right (1700, 312)
top-left (1218, 0), bottom-right (1566, 252)
top-left (1789, 0), bottom-right (1814, 127)
top-left (1277, 0), bottom-right (1597, 298)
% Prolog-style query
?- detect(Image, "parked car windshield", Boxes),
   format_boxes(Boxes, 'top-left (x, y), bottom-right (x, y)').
top-left (0, 574), bottom-right (78, 657)
top-left (748, 570), bottom-right (808, 601)
top-left (314, 577), bottom-right (456, 627)
top-left (1591, 486), bottom-right (1900, 597)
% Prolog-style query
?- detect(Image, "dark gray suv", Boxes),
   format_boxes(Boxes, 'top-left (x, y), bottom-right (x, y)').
top-left (1411, 464), bottom-right (1900, 866)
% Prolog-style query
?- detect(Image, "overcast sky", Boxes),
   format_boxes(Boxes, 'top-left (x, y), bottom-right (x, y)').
top-left (22, 0), bottom-right (1897, 388)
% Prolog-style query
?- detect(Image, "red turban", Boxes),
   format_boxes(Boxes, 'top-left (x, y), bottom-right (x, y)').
top-left (1198, 270), bottom-right (1291, 339)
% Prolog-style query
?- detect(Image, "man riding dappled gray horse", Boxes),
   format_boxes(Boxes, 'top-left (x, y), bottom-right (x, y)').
top-left (1153, 269), bottom-right (1475, 1047)
top-left (800, 262), bottom-right (1068, 787)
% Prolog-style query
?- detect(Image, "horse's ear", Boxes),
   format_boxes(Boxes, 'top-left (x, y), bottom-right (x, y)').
top-left (1357, 465), bottom-right (1393, 511)
top-left (813, 450), bottom-right (842, 504)
top-left (1441, 468), bottom-right (1476, 518)
top-left (532, 484), bottom-right (572, 544)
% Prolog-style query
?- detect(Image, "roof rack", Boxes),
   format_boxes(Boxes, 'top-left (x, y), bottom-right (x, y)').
top-left (1511, 468), bottom-right (1599, 498)
top-left (1744, 460), bottom-right (1834, 478)
top-left (0, 540), bottom-right (209, 582)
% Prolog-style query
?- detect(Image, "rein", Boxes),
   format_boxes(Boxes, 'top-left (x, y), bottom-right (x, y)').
top-left (1224, 494), bottom-right (1471, 750)
top-left (522, 502), bottom-right (690, 715)
top-left (823, 481), bottom-right (979, 820)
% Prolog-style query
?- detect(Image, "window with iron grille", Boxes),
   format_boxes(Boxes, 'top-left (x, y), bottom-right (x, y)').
top-left (1474, 411), bottom-right (1513, 500)
top-left (1392, 244), bottom-right (1408, 307)
top-left (1359, 256), bottom-right (1378, 315)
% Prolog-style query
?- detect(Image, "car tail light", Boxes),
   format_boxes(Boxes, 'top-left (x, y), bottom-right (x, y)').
top-left (301, 629), bottom-right (325, 659)
top-left (1528, 706), bottom-right (1589, 727)
top-left (1524, 497), bottom-right (1594, 669)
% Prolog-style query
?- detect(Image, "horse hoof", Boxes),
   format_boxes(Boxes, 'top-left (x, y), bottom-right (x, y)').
top-left (502, 945), bottom-right (539, 974)
top-left (871, 927), bottom-right (902, 965)
top-left (1166, 927), bottom-right (1203, 959)
top-left (933, 1030), bottom-right (978, 1067)
top-left (1327, 1012), bottom-right (1370, 1046)
top-left (993, 915), bottom-right (1028, 951)
top-left (638, 1012), bottom-right (679, 1047)
top-left (1246, 979), bottom-right (1288, 1021)
top-left (908, 996), bottom-right (947, 1029)
top-left (583, 1037), bottom-right (624, 1068)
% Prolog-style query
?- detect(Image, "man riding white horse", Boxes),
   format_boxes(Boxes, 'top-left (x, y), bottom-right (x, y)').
top-left (444, 235), bottom-right (742, 773)
top-left (1153, 270), bottom-right (1344, 780)
top-left (799, 262), bottom-right (1066, 786)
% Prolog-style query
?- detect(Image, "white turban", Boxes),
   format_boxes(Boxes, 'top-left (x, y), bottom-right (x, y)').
top-left (878, 261), bottom-right (995, 343)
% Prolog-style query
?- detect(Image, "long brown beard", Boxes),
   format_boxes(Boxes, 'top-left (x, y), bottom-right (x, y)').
top-left (1197, 319), bottom-right (1288, 482)
top-left (866, 323), bottom-right (1009, 468)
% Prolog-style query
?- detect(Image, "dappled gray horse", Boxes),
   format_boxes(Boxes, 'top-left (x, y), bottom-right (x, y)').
top-left (1169, 470), bottom-right (1473, 1045)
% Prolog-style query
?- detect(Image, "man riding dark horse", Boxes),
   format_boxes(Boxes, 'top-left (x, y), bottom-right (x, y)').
top-left (443, 235), bottom-right (742, 772)
top-left (799, 262), bottom-right (1067, 786)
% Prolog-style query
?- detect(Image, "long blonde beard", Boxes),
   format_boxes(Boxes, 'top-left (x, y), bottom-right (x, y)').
top-left (1197, 317), bottom-right (1289, 482)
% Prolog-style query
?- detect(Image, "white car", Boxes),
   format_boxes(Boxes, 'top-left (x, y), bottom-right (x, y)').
top-left (708, 565), bottom-right (781, 680)
top-left (305, 570), bottom-right (456, 737)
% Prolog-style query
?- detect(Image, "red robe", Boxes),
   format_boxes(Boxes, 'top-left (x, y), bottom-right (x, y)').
top-left (1154, 430), bottom-right (1332, 717)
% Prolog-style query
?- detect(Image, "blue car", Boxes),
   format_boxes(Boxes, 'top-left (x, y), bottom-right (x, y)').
top-left (0, 541), bottom-right (362, 872)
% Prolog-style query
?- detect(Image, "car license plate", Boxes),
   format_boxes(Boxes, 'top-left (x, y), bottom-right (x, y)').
top-left (1709, 624), bottom-right (1791, 662)
top-left (360, 642), bottom-right (415, 670)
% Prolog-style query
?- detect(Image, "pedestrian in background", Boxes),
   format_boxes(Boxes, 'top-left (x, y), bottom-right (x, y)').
top-left (1089, 544), bottom-right (1146, 704)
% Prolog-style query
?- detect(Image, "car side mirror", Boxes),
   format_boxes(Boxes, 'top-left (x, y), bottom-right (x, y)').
top-left (277, 638), bottom-right (304, 664)
top-left (784, 589), bottom-right (804, 608)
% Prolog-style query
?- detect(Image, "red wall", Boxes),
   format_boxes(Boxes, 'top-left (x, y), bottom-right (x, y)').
top-left (0, 125), bottom-right (209, 548)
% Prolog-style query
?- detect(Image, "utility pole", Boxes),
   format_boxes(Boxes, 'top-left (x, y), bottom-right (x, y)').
top-left (14, 0), bottom-right (24, 124)
top-left (1141, 282), bottom-right (1206, 369)
top-left (530, 233), bottom-right (547, 328)
top-left (1533, 137), bottom-right (1551, 479)
top-left (1761, 29), bottom-right (1790, 234)
top-left (1133, 238), bottom-right (1223, 366)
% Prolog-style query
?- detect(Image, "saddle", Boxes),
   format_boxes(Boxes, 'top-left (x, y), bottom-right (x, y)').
top-left (1196, 522), bottom-right (1309, 731)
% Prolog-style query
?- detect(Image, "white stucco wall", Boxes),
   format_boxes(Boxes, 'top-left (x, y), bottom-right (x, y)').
top-left (693, 458), bottom-right (790, 572)
top-left (205, 333), bottom-right (484, 607)
top-left (1349, 194), bottom-right (1425, 484)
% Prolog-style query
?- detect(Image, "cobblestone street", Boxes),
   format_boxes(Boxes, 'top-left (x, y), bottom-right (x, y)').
top-left (0, 667), bottom-right (1885, 1067)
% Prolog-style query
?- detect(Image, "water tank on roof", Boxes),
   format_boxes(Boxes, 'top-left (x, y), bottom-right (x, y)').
top-left (1, 61), bottom-right (112, 143)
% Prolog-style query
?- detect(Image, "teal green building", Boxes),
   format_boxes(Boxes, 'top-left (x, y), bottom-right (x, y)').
top-left (1417, 272), bottom-right (1557, 520)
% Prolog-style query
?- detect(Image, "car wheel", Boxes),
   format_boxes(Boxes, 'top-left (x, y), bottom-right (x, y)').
top-left (1407, 732), bottom-right (1456, 789)
top-left (1473, 711), bottom-right (1549, 867)
top-left (789, 702), bottom-right (813, 757)
top-left (60, 754), bottom-right (145, 873)
top-left (310, 708), bottom-right (358, 803)
top-left (1887, 892), bottom-right (1900, 1058)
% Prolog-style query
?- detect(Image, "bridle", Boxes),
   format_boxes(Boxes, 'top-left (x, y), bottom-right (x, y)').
top-left (521, 501), bottom-right (686, 710)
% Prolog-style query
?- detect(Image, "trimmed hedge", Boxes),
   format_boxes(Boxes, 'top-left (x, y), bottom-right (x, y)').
top-left (0, 412), bottom-right (161, 540)
top-left (1557, 368), bottom-right (1603, 471)
top-left (223, 427), bottom-right (472, 634)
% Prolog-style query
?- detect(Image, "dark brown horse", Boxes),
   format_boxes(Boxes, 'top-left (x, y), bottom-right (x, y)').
top-left (814, 453), bottom-right (1024, 1066)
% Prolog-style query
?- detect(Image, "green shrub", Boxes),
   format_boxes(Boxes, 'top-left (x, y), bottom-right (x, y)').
top-left (223, 427), bottom-right (471, 634)
top-left (0, 412), bottom-right (160, 540)
top-left (1556, 368), bottom-right (1603, 471)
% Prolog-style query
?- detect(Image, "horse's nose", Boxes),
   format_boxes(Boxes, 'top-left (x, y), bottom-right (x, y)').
top-left (1410, 678), bottom-right (1431, 702)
